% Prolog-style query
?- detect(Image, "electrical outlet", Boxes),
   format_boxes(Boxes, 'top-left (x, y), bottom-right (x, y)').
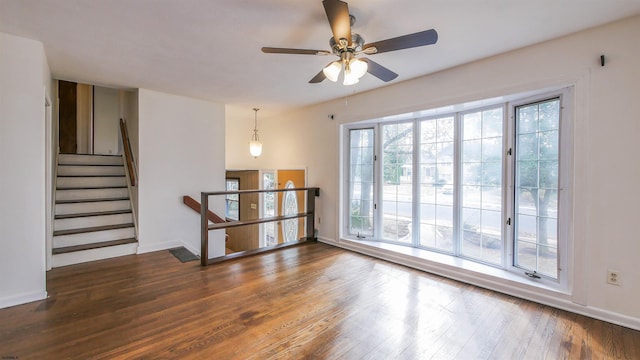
top-left (607, 270), bottom-right (620, 285)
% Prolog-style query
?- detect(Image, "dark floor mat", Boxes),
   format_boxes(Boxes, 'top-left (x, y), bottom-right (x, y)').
top-left (169, 247), bottom-right (199, 263)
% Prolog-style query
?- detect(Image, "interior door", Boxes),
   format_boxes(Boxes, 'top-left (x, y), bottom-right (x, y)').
top-left (58, 80), bottom-right (77, 154)
top-left (276, 169), bottom-right (306, 244)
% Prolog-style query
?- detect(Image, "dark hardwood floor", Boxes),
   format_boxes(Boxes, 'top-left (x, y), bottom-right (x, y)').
top-left (1, 242), bottom-right (639, 359)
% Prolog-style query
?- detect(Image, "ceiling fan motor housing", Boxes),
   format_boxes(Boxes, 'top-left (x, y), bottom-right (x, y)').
top-left (330, 33), bottom-right (365, 55)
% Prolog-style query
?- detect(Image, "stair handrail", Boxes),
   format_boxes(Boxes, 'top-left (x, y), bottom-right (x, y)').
top-left (119, 118), bottom-right (137, 186)
top-left (199, 187), bottom-right (320, 266)
top-left (183, 196), bottom-right (226, 224)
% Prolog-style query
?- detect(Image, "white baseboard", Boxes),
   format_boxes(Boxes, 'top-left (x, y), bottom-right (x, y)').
top-left (318, 236), bottom-right (640, 331)
top-left (0, 290), bottom-right (47, 310)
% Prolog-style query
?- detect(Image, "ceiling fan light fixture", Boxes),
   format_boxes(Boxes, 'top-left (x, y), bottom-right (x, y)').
top-left (349, 58), bottom-right (368, 79)
top-left (343, 67), bottom-right (360, 85)
top-left (323, 61), bottom-right (342, 82)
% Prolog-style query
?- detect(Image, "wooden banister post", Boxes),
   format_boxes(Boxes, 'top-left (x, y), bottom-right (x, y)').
top-left (201, 192), bottom-right (209, 266)
top-left (306, 188), bottom-right (319, 241)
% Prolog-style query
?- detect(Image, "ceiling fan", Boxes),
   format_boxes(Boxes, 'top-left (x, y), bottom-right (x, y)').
top-left (261, 0), bottom-right (438, 85)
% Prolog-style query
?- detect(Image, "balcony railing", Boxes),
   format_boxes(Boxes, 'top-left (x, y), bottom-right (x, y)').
top-left (200, 187), bottom-right (320, 266)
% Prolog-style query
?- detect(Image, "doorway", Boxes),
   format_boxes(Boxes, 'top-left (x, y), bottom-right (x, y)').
top-left (276, 169), bottom-right (306, 243)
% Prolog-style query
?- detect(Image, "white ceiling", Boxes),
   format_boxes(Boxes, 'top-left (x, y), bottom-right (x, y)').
top-left (1, 0), bottom-right (639, 113)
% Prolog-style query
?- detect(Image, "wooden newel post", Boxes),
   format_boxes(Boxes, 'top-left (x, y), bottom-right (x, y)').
top-left (200, 192), bottom-right (209, 266)
top-left (306, 188), bottom-right (319, 241)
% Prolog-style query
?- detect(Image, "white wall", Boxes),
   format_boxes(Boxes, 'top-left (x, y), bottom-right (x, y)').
top-left (138, 89), bottom-right (226, 258)
top-left (0, 32), bottom-right (50, 308)
top-left (93, 86), bottom-right (119, 155)
top-left (226, 16), bottom-right (640, 328)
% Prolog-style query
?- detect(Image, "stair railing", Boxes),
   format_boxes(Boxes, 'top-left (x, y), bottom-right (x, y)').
top-left (200, 187), bottom-right (320, 266)
top-left (119, 118), bottom-right (137, 186)
top-left (119, 118), bottom-right (139, 240)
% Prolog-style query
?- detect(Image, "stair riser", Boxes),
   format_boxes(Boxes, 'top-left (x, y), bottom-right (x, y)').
top-left (56, 188), bottom-right (128, 201)
top-left (58, 154), bottom-right (123, 166)
top-left (52, 243), bottom-right (137, 267)
top-left (54, 227), bottom-right (135, 248)
top-left (54, 213), bottom-right (133, 231)
top-left (57, 177), bottom-right (127, 189)
top-left (55, 200), bottom-right (131, 215)
top-left (58, 165), bottom-right (125, 176)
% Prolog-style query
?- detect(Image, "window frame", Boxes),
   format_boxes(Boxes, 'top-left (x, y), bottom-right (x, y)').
top-left (341, 87), bottom-right (572, 291)
top-left (505, 88), bottom-right (572, 289)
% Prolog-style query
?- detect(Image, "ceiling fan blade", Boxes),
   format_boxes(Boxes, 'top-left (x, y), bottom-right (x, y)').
top-left (262, 47), bottom-right (331, 55)
top-left (322, 0), bottom-right (352, 46)
top-left (361, 58), bottom-right (398, 82)
top-left (309, 69), bottom-right (327, 83)
top-left (363, 29), bottom-right (438, 54)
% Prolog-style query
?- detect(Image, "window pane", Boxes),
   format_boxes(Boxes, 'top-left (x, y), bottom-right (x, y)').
top-left (462, 163), bottom-right (482, 185)
top-left (518, 104), bottom-right (538, 133)
top-left (349, 128), bottom-right (375, 237)
top-left (419, 117), bottom-right (454, 252)
top-left (539, 130), bottom-right (559, 160)
top-left (518, 133), bottom-right (537, 160)
top-left (483, 108), bottom-right (503, 137)
top-left (516, 161), bottom-right (538, 188)
top-left (463, 113), bottom-right (481, 140)
top-left (514, 98), bottom-right (560, 279)
top-left (482, 186), bottom-right (501, 210)
top-left (383, 122), bottom-right (413, 243)
top-left (482, 137), bottom-right (502, 162)
top-left (462, 185), bottom-right (481, 207)
top-left (462, 207), bottom-right (482, 258)
top-left (461, 108), bottom-right (503, 265)
top-left (463, 139), bottom-right (481, 162)
top-left (421, 143), bottom-right (437, 164)
top-left (482, 162), bottom-right (502, 187)
top-left (437, 117), bottom-right (455, 141)
top-left (437, 142), bottom-right (454, 163)
top-left (538, 245), bottom-right (558, 277)
top-left (421, 185), bottom-right (436, 203)
top-left (539, 99), bottom-right (560, 131)
top-left (539, 161), bottom-right (558, 189)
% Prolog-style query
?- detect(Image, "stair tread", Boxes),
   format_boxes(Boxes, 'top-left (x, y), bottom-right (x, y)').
top-left (57, 186), bottom-right (127, 190)
top-left (59, 153), bottom-right (122, 157)
top-left (57, 186), bottom-right (128, 190)
top-left (57, 175), bottom-right (126, 178)
top-left (56, 197), bottom-right (130, 204)
top-left (55, 209), bottom-right (133, 219)
top-left (53, 238), bottom-right (137, 254)
top-left (53, 223), bottom-right (134, 236)
top-left (58, 164), bottom-right (124, 167)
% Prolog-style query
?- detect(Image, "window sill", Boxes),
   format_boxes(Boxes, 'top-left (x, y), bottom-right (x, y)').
top-left (331, 237), bottom-right (570, 300)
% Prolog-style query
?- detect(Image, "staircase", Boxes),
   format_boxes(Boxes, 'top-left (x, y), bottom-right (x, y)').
top-left (53, 154), bottom-right (137, 267)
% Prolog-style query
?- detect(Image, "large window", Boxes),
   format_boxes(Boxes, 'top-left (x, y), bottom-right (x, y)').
top-left (344, 89), bottom-right (570, 285)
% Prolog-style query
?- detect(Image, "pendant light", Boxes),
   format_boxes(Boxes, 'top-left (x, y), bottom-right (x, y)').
top-left (249, 108), bottom-right (263, 158)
